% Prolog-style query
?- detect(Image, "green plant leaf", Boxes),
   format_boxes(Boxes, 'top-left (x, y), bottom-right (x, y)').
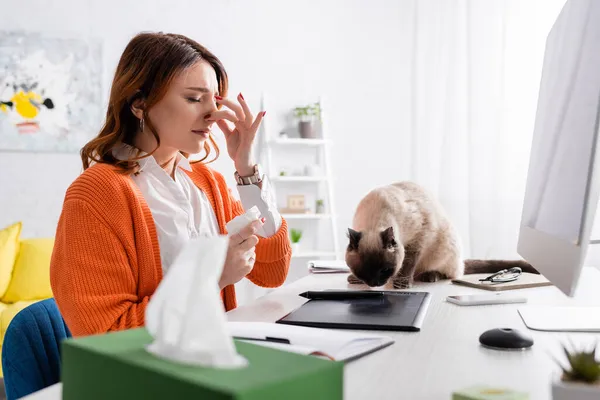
top-left (290, 228), bottom-right (303, 243)
top-left (558, 341), bottom-right (600, 384)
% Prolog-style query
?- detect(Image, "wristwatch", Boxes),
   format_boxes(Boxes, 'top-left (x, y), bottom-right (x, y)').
top-left (234, 164), bottom-right (263, 185)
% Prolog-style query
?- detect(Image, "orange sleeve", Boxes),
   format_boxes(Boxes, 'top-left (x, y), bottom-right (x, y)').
top-left (227, 188), bottom-right (292, 288)
top-left (50, 199), bottom-right (148, 336)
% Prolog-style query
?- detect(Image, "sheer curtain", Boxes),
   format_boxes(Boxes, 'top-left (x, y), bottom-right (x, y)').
top-left (408, 0), bottom-right (566, 259)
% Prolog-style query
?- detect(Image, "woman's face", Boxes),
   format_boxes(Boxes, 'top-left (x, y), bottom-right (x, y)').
top-left (145, 60), bottom-right (219, 155)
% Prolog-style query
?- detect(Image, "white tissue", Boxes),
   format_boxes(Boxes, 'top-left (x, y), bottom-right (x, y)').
top-left (145, 235), bottom-right (248, 368)
top-left (226, 206), bottom-right (264, 237)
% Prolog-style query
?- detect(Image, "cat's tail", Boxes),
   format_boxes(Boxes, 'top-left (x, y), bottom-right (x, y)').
top-left (463, 259), bottom-right (539, 275)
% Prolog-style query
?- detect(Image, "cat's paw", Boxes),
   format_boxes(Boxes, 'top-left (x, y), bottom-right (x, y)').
top-left (416, 271), bottom-right (447, 283)
top-left (347, 274), bottom-right (364, 285)
top-left (392, 276), bottom-right (413, 289)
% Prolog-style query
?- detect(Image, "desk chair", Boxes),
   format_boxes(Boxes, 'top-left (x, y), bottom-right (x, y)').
top-left (1, 299), bottom-right (71, 400)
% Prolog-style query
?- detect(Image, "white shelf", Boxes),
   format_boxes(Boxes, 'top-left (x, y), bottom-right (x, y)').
top-left (269, 138), bottom-right (328, 146)
top-left (282, 213), bottom-right (332, 219)
top-left (260, 93), bottom-right (341, 261)
top-left (291, 251), bottom-right (338, 258)
top-left (271, 176), bottom-right (327, 182)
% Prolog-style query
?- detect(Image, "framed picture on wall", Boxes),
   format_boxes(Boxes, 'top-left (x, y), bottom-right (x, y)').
top-left (0, 31), bottom-right (103, 152)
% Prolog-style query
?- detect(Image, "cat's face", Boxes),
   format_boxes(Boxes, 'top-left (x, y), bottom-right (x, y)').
top-left (345, 226), bottom-right (400, 287)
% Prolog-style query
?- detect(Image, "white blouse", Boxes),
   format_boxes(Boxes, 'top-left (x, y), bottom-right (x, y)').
top-left (113, 144), bottom-right (282, 273)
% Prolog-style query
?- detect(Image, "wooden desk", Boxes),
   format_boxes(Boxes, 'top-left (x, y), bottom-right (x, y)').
top-left (23, 268), bottom-right (600, 400)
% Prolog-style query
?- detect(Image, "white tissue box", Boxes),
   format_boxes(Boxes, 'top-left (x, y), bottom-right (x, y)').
top-left (61, 328), bottom-right (343, 400)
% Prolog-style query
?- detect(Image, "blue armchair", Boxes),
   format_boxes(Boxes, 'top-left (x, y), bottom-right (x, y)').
top-left (1, 299), bottom-right (71, 400)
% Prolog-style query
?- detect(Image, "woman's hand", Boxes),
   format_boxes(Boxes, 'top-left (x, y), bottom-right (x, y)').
top-left (218, 219), bottom-right (264, 290)
top-left (208, 93), bottom-right (266, 177)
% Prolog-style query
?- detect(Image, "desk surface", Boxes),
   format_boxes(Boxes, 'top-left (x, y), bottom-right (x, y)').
top-left (23, 268), bottom-right (600, 400)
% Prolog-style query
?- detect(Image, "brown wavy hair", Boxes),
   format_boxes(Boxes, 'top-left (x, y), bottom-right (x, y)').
top-left (81, 32), bottom-right (228, 173)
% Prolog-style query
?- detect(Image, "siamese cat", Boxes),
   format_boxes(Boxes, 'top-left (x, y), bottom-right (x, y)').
top-left (346, 181), bottom-right (538, 288)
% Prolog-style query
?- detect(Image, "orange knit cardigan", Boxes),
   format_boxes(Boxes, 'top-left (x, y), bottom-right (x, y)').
top-left (50, 162), bottom-right (291, 337)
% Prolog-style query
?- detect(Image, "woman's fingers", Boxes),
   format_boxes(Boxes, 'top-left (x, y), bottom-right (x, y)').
top-left (215, 95), bottom-right (245, 122)
top-left (249, 111), bottom-right (266, 135)
top-left (231, 232), bottom-right (245, 246)
top-left (239, 235), bottom-right (259, 251)
top-left (244, 249), bottom-right (256, 262)
top-left (206, 109), bottom-right (238, 124)
top-left (210, 93), bottom-right (265, 144)
top-left (237, 93), bottom-right (254, 123)
top-left (215, 93), bottom-right (254, 124)
top-left (236, 219), bottom-right (263, 242)
top-left (216, 120), bottom-right (234, 138)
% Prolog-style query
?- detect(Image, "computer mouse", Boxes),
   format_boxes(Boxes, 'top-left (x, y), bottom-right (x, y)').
top-left (479, 328), bottom-right (534, 351)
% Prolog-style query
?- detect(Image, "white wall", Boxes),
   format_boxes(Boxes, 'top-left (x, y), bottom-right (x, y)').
top-left (0, 0), bottom-right (417, 240)
top-left (0, 0), bottom-right (568, 301)
top-left (1, 0), bottom-right (428, 304)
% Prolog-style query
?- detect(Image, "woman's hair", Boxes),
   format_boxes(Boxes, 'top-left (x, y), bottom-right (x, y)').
top-left (81, 32), bottom-right (228, 172)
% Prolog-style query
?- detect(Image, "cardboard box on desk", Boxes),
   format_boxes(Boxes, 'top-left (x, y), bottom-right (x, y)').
top-left (61, 328), bottom-right (343, 400)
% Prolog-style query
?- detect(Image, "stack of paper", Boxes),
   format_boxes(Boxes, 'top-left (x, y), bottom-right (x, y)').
top-left (307, 260), bottom-right (350, 274)
top-left (227, 321), bottom-right (394, 362)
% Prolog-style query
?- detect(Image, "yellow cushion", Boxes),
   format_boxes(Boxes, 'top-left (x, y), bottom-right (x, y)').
top-left (0, 302), bottom-right (7, 377)
top-left (0, 302), bottom-right (9, 343)
top-left (0, 222), bottom-right (22, 298)
top-left (0, 300), bottom-right (39, 343)
top-left (2, 238), bottom-right (55, 303)
top-left (0, 301), bottom-right (16, 342)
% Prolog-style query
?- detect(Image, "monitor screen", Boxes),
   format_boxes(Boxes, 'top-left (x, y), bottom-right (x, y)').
top-left (521, 0), bottom-right (600, 245)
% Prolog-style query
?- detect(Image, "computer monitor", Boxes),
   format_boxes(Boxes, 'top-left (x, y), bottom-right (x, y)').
top-left (518, 0), bottom-right (600, 297)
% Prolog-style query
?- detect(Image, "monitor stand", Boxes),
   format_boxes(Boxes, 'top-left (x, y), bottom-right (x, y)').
top-left (516, 251), bottom-right (600, 331)
top-left (518, 306), bottom-right (600, 332)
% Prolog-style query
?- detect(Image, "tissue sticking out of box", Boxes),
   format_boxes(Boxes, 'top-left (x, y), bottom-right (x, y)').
top-left (145, 235), bottom-right (248, 369)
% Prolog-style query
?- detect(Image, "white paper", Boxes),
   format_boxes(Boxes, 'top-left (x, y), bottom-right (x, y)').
top-left (228, 321), bottom-right (394, 362)
top-left (145, 235), bottom-right (247, 368)
top-left (308, 260), bottom-right (350, 274)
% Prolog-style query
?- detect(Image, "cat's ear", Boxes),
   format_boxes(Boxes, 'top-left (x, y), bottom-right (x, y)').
top-left (347, 228), bottom-right (362, 250)
top-left (381, 226), bottom-right (397, 249)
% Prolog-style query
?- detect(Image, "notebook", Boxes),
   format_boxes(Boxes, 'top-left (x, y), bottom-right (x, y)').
top-left (451, 273), bottom-right (553, 291)
top-left (276, 291), bottom-right (431, 331)
top-left (227, 321), bottom-right (394, 362)
top-left (307, 260), bottom-right (350, 274)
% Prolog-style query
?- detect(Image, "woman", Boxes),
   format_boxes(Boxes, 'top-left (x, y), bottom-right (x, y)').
top-left (50, 32), bottom-right (292, 337)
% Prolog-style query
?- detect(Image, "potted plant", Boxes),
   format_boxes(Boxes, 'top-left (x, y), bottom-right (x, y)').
top-left (290, 229), bottom-right (303, 253)
top-left (315, 199), bottom-right (325, 214)
top-left (552, 342), bottom-right (600, 400)
top-left (293, 102), bottom-right (321, 139)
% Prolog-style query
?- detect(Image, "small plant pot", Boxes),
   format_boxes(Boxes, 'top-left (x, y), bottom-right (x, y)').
top-left (291, 243), bottom-right (301, 254)
top-left (292, 243), bottom-right (300, 254)
top-left (316, 204), bottom-right (325, 214)
top-left (299, 121), bottom-right (316, 139)
top-left (552, 379), bottom-right (600, 400)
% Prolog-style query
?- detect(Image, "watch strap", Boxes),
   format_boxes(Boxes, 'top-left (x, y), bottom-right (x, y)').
top-left (235, 165), bottom-right (263, 185)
